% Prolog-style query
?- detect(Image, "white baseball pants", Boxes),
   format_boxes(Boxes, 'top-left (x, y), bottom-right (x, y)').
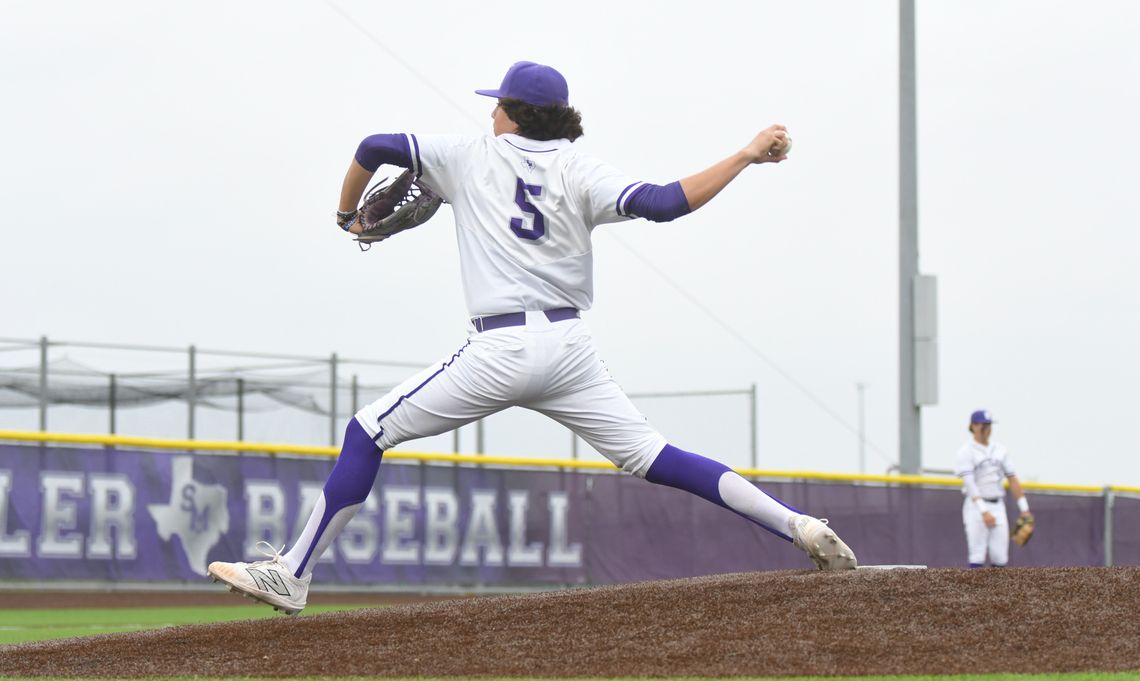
top-left (962, 497), bottom-right (1009, 566)
top-left (355, 313), bottom-right (667, 477)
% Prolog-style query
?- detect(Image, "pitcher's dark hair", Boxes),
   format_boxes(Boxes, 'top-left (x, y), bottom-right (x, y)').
top-left (498, 98), bottom-right (584, 142)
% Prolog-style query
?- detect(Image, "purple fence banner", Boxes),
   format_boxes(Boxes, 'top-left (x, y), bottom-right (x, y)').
top-left (0, 444), bottom-right (1135, 588)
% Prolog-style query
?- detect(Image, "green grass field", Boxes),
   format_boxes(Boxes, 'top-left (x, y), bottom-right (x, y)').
top-left (0, 604), bottom-right (371, 645)
top-left (2, 607), bottom-right (1138, 681)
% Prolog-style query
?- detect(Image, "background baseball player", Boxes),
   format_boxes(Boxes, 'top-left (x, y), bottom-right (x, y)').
top-left (955, 409), bottom-right (1032, 567)
top-left (207, 61), bottom-right (857, 614)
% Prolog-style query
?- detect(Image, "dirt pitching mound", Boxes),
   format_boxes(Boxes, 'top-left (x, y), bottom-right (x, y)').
top-left (3, 567), bottom-right (1139, 678)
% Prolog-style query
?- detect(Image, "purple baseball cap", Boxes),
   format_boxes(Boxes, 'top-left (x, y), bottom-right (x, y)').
top-left (475, 61), bottom-right (569, 107)
top-left (970, 410), bottom-right (995, 425)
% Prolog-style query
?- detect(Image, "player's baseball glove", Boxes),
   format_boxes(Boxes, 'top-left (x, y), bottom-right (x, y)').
top-left (1011, 513), bottom-right (1035, 546)
top-left (354, 170), bottom-right (444, 250)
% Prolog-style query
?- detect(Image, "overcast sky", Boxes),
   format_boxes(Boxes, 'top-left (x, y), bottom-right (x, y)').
top-left (2, 1), bottom-right (1138, 487)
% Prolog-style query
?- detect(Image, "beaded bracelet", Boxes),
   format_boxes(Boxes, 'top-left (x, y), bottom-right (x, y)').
top-left (336, 209), bottom-right (358, 229)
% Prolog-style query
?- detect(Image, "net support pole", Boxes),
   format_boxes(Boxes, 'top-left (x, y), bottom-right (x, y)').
top-left (329, 353), bottom-right (339, 447)
top-left (188, 345), bottom-right (196, 440)
top-left (108, 373), bottom-right (117, 435)
top-left (351, 374), bottom-right (359, 416)
top-left (749, 383), bottom-right (758, 469)
top-left (38, 336), bottom-right (48, 432)
top-left (236, 377), bottom-right (245, 442)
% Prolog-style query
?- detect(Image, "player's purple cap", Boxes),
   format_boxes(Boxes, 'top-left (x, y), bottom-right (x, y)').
top-left (970, 410), bottom-right (994, 424)
top-left (475, 61), bottom-right (569, 107)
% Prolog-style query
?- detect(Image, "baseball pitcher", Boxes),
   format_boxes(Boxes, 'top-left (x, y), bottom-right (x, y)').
top-left (207, 61), bottom-right (857, 614)
top-left (955, 410), bottom-right (1033, 567)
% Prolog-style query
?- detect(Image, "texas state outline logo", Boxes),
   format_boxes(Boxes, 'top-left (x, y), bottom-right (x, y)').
top-left (147, 456), bottom-right (229, 576)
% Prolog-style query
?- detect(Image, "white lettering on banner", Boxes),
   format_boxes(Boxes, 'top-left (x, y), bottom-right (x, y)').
top-left (244, 481), bottom-right (286, 557)
top-left (0, 471), bottom-right (31, 557)
top-left (507, 490), bottom-right (543, 566)
top-left (230, 485), bottom-right (580, 569)
top-left (33, 472), bottom-right (143, 562)
top-left (460, 490), bottom-right (505, 566)
top-left (13, 462), bottom-right (581, 570)
top-left (547, 492), bottom-right (582, 567)
top-left (423, 487), bottom-right (459, 565)
top-left (382, 486), bottom-right (420, 564)
top-left (86, 475), bottom-right (137, 559)
top-left (38, 472), bottom-right (84, 558)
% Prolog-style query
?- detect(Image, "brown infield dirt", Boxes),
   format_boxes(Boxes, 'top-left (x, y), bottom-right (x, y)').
top-left (2, 566), bottom-right (1139, 678)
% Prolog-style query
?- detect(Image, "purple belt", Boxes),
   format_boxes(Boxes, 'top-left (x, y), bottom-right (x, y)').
top-left (471, 308), bottom-right (580, 333)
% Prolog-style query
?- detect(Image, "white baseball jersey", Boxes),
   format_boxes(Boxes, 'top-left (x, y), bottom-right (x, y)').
top-left (354, 132), bottom-right (668, 477)
top-left (405, 132), bottom-right (642, 316)
top-left (954, 440), bottom-right (1016, 499)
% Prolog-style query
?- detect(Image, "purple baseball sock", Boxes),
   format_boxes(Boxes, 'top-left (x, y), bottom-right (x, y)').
top-left (645, 444), bottom-right (801, 541)
top-left (283, 418), bottom-right (383, 577)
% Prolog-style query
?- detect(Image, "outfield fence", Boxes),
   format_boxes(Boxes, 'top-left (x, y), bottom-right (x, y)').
top-left (0, 431), bottom-right (1136, 591)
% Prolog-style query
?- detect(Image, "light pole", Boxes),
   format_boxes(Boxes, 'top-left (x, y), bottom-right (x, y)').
top-left (899, 0), bottom-right (923, 474)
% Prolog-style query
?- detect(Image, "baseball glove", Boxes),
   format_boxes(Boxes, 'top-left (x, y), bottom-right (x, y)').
top-left (354, 170), bottom-right (444, 250)
top-left (1011, 513), bottom-right (1035, 546)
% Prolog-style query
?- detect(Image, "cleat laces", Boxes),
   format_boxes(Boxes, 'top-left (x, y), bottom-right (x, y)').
top-left (251, 540), bottom-right (289, 568)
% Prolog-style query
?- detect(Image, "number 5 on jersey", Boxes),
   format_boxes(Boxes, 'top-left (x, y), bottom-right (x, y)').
top-left (510, 178), bottom-right (545, 240)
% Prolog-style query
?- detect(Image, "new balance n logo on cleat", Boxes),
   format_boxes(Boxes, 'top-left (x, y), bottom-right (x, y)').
top-left (246, 567), bottom-right (293, 596)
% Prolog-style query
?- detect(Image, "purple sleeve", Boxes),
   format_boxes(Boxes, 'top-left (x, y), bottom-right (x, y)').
top-left (622, 181), bottom-right (691, 223)
top-left (354, 134), bottom-right (414, 172)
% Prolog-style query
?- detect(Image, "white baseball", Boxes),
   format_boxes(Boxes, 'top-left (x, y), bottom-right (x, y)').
top-left (770, 134), bottom-right (793, 157)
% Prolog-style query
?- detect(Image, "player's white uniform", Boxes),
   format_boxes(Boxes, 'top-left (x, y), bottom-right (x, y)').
top-left (355, 132), bottom-right (666, 475)
top-left (954, 440), bottom-right (1016, 566)
top-left (205, 67), bottom-right (857, 613)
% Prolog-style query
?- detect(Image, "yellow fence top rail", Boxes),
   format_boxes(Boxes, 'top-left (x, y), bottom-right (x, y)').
top-left (0, 430), bottom-right (1123, 493)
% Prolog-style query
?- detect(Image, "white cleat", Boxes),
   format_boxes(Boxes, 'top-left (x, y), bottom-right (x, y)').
top-left (207, 541), bottom-right (310, 615)
top-left (790, 515), bottom-right (858, 571)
